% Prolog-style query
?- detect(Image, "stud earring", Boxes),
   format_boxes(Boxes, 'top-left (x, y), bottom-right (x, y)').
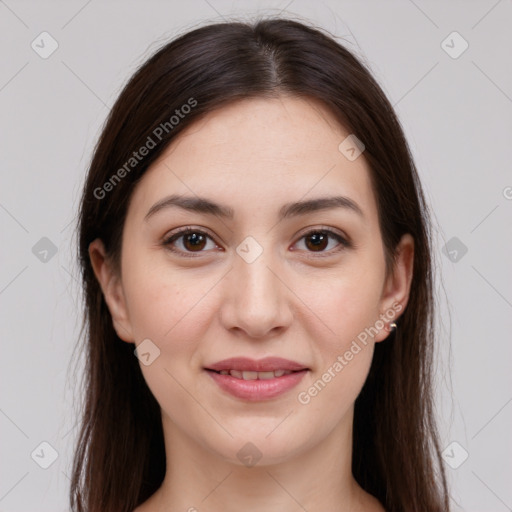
top-left (388, 322), bottom-right (397, 333)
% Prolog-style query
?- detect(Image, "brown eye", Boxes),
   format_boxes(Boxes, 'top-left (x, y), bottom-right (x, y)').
top-left (304, 232), bottom-right (329, 252)
top-left (163, 228), bottom-right (218, 256)
top-left (182, 232), bottom-right (207, 251)
top-left (294, 229), bottom-right (350, 255)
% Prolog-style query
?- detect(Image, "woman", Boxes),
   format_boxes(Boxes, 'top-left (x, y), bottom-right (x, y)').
top-left (71, 17), bottom-right (450, 512)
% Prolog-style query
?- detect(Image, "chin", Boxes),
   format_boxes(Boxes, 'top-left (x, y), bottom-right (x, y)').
top-left (204, 426), bottom-right (315, 469)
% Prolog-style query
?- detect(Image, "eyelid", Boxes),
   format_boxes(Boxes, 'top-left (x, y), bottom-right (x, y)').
top-left (163, 225), bottom-right (218, 242)
top-left (293, 225), bottom-right (351, 246)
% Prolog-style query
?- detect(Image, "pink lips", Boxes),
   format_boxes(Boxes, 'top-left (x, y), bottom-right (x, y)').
top-left (204, 357), bottom-right (309, 401)
top-left (206, 356), bottom-right (308, 373)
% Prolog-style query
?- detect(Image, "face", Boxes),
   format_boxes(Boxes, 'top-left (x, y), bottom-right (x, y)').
top-left (90, 96), bottom-right (413, 467)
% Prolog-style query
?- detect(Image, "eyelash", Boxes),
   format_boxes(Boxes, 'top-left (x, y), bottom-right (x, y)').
top-left (162, 226), bottom-right (352, 258)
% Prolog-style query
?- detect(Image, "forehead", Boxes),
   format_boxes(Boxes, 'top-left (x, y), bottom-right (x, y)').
top-left (127, 96), bottom-right (378, 223)
top-left (165, 96), bottom-right (353, 168)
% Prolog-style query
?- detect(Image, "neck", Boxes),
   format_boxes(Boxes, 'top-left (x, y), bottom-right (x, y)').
top-left (145, 407), bottom-right (376, 512)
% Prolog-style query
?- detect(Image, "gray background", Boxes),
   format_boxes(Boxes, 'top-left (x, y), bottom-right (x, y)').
top-left (1, 1), bottom-right (511, 510)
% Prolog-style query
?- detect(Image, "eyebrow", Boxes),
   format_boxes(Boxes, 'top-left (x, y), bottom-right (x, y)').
top-left (144, 194), bottom-right (364, 221)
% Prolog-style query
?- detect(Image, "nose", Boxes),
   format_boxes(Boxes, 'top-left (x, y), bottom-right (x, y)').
top-left (219, 247), bottom-right (294, 339)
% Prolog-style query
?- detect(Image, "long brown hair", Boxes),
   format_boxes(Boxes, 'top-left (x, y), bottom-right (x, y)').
top-left (71, 17), bottom-right (450, 512)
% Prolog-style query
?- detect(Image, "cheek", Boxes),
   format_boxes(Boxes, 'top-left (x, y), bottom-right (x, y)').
top-left (294, 278), bottom-right (380, 420)
top-left (294, 258), bottom-right (384, 399)
top-left (121, 263), bottom-right (217, 419)
top-left (121, 250), bottom-right (217, 343)
top-left (301, 263), bottom-right (385, 344)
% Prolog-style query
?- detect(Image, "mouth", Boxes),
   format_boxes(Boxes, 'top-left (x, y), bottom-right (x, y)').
top-left (204, 357), bottom-right (309, 401)
top-left (206, 369), bottom-right (302, 380)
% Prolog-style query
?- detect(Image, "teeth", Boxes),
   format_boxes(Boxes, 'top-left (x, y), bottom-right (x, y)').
top-left (217, 369), bottom-right (295, 380)
top-left (258, 371), bottom-right (276, 380)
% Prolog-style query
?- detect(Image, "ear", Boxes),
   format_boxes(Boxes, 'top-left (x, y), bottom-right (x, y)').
top-left (374, 233), bottom-right (414, 342)
top-left (88, 238), bottom-right (135, 343)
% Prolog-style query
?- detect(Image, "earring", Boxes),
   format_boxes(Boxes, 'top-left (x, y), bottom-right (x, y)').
top-left (388, 322), bottom-right (397, 333)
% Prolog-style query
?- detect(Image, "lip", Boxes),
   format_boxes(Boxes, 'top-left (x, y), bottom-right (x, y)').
top-left (205, 368), bottom-right (308, 401)
top-left (205, 357), bottom-right (308, 373)
top-left (204, 357), bottom-right (309, 401)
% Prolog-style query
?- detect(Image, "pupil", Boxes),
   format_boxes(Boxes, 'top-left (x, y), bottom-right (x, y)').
top-left (307, 232), bottom-right (327, 251)
top-left (185, 233), bottom-right (205, 250)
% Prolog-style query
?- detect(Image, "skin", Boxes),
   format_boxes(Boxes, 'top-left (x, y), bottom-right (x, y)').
top-left (90, 96), bottom-right (414, 512)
